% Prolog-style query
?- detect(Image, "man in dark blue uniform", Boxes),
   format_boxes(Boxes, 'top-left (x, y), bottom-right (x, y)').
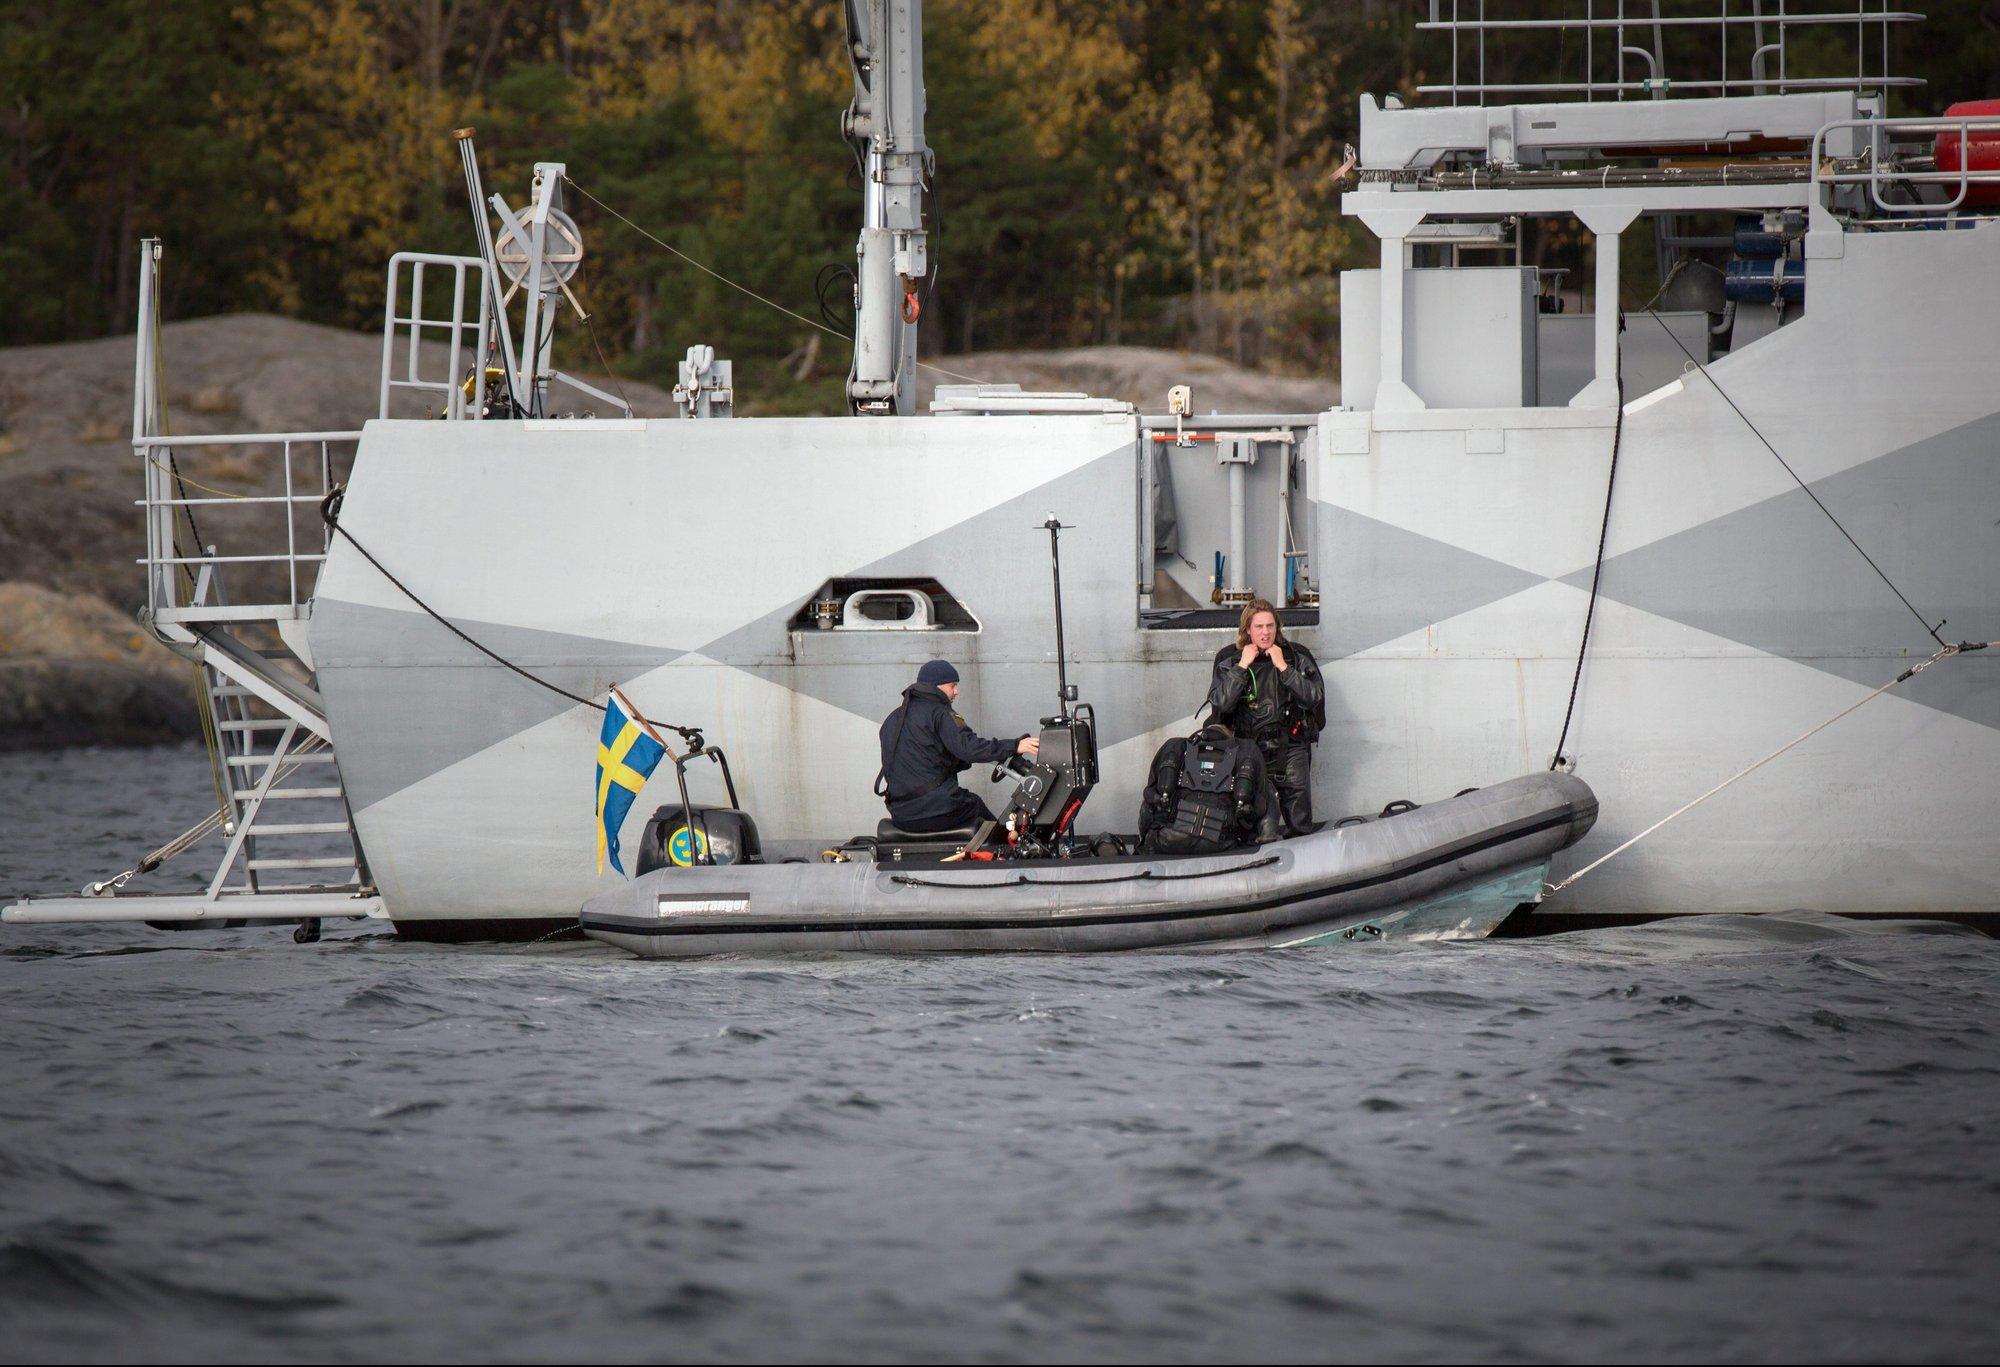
top-left (876, 660), bottom-right (1040, 833)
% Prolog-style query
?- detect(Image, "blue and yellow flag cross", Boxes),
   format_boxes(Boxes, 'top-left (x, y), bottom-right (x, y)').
top-left (595, 685), bottom-right (670, 876)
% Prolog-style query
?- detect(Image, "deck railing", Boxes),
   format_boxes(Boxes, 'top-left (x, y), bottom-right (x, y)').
top-left (1812, 114), bottom-right (2000, 219)
top-left (1419, 1), bottom-right (1923, 104)
top-left (379, 251), bottom-right (492, 421)
top-left (140, 431), bottom-right (359, 623)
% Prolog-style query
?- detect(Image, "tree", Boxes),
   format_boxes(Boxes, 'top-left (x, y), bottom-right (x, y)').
top-left (0, 0), bottom-right (284, 339)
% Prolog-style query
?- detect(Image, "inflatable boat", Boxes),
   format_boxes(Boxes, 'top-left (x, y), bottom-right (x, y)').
top-left (582, 523), bottom-right (1597, 958)
top-left (579, 770), bottom-right (1598, 958)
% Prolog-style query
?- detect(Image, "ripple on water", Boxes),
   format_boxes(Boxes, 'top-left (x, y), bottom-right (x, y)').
top-left (642, 1280), bottom-right (738, 1323)
top-left (0, 1239), bottom-right (346, 1321)
top-left (1, 747), bottom-right (1998, 1362)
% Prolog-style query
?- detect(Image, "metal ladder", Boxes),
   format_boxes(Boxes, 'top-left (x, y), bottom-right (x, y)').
top-left (203, 671), bottom-right (366, 901)
top-left (124, 236), bottom-right (376, 928)
top-left (159, 553), bottom-right (371, 910)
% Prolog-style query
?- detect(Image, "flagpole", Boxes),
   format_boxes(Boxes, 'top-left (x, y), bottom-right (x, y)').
top-left (609, 684), bottom-right (675, 757)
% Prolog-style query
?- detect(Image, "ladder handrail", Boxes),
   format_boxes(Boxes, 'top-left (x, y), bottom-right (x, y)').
top-left (137, 433), bottom-right (357, 618)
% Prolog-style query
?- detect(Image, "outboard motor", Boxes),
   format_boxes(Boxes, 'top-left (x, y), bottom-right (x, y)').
top-left (999, 705), bottom-right (1099, 855)
top-left (635, 804), bottom-right (762, 873)
top-left (994, 516), bottom-right (1100, 856)
top-left (633, 741), bottom-right (762, 873)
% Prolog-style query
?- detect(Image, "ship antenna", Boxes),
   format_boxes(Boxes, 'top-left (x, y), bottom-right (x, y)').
top-left (1042, 514), bottom-right (1074, 720)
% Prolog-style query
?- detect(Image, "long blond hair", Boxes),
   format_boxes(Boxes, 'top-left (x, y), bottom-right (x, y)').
top-left (1233, 598), bottom-right (1286, 649)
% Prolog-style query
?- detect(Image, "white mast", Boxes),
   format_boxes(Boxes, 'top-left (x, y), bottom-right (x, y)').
top-left (843, 0), bottom-right (930, 415)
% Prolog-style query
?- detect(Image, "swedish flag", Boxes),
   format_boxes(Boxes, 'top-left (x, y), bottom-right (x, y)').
top-left (595, 687), bottom-right (667, 875)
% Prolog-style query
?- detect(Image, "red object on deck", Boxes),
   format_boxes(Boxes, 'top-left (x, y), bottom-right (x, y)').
top-left (1934, 100), bottom-right (2000, 207)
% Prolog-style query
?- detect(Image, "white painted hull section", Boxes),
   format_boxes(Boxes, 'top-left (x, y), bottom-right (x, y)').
top-left (310, 222), bottom-right (2000, 924)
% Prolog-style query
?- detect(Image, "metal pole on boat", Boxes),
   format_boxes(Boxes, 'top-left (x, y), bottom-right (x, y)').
top-left (134, 239), bottom-right (165, 619)
top-left (455, 129), bottom-right (522, 413)
top-left (1044, 514), bottom-right (1073, 720)
top-left (132, 239), bottom-right (158, 447)
top-left (1227, 453), bottom-right (1247, 596)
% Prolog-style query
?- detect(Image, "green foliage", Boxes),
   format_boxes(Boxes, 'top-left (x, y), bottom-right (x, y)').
top-left (4, 0), bottom-right (1996, 391)
top-left (0, 0), bottom-right (286, 341)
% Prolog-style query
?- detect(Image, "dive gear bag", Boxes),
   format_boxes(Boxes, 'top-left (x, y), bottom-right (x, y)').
top-left (1138, 727), bottom-right (1264, 855)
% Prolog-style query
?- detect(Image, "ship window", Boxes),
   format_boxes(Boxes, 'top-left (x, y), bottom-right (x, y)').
top-left (788, 578), bottom-right (979, 633)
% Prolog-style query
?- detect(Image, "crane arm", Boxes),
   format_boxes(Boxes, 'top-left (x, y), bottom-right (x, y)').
top-left (843, 0), bottom-right (930, 414)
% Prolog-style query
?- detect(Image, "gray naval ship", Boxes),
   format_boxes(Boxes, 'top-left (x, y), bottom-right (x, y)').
top-left (7, 1), bottom-right (1996, 940)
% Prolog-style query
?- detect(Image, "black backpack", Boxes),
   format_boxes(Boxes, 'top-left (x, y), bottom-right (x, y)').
top-left (1139, 729), bottom-right (1261, 854)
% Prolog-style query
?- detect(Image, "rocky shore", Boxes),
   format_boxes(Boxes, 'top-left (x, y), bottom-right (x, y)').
top-left (0, 315), bottom-right (1334, 748)
top-left (0, 584), bottom-right (197, 749)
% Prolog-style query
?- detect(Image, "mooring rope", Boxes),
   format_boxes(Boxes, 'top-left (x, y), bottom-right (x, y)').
top-left (890, 854), bottom-right (1281, 890)
top-left (1549, 363), bottom-right (1623, 772)
top-left (1642, 304), bottom-right (1947, 648)
top-left (1548, 260), bottom-right (1969, 775)
top-left (145, 455), bottom-right (255, 502)
top-left (88, 735), bottom-right (329, 894)
top-left (316, 488), bottom-right (705, 746)
top-left (1545, 640), bottom-right (1993, 895)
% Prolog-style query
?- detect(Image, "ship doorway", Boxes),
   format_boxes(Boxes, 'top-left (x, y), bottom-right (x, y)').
top-left (1138, 417), bottom-right (1321, 630)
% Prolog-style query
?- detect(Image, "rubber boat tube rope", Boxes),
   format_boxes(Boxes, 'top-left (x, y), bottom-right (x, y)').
top-left (316, 486), bottom-right (705, 748)
top-left (1546, 639), bottom-right (1993, 896)
top-left (891, 854), bottom-right (1283, 890)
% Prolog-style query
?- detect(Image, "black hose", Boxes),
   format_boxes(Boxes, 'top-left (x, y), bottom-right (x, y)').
top-left (815, 262), bottom-right (857, 335)
top-left (1550, 360), bottom-right (1623, 772)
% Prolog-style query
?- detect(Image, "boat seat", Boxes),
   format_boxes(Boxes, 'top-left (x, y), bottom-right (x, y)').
top-left (875, 818), bottom-right (981, 844)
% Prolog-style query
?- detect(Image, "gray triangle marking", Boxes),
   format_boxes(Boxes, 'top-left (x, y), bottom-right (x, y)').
top-left (1315, 505), bottom-right (1547, 660)
top-left (697, 450), bottom-right (1213, 749)
top-left (699, 463), bottom-right (1548, 748)
top-left (312, 598), bottom-right (687, 813)
top-left (1568, 409), bottom-right (2000, 730)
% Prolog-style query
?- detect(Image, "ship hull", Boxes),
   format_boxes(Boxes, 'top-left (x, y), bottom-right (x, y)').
top-left (309, 222), bottom-right (2000, 928)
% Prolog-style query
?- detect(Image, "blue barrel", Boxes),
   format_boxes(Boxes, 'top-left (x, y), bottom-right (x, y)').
top-left (1732, 214), bottom-right (1789, 258)
top-left (1724, 257), bottom-right (1805, 305)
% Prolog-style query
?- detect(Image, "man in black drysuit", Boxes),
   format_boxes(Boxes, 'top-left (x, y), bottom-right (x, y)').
top-left (876, 659), bottom-right (1040, 833)
top-left (1205, 599), bottom-right (1326, 836)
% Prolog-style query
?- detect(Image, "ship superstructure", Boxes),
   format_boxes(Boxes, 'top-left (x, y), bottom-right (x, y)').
top-left (7, 1), bottom-right (1997, 937)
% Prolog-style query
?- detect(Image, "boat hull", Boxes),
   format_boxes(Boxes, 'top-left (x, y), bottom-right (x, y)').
top-left (578, 773), bottom-right (1595, 956)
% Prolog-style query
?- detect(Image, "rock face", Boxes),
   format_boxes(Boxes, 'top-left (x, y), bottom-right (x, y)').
top-left (0, 583), bottom-right (198, 748)
top-left (916, 346), bottom-right (1337, 415)
top-left (0, 315), bottom-right (1335, 749)
top-left (0, 314), bottom-right (677, 612)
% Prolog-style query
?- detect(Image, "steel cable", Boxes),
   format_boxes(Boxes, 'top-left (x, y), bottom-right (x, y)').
top-left (562, 176), bottom-right (992, 387)
top-left (317, 488), bottom-right (704, 745)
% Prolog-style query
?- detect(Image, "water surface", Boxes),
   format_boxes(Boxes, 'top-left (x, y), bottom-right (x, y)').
top-left (2, 745), bottom-right (1996, 1362)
